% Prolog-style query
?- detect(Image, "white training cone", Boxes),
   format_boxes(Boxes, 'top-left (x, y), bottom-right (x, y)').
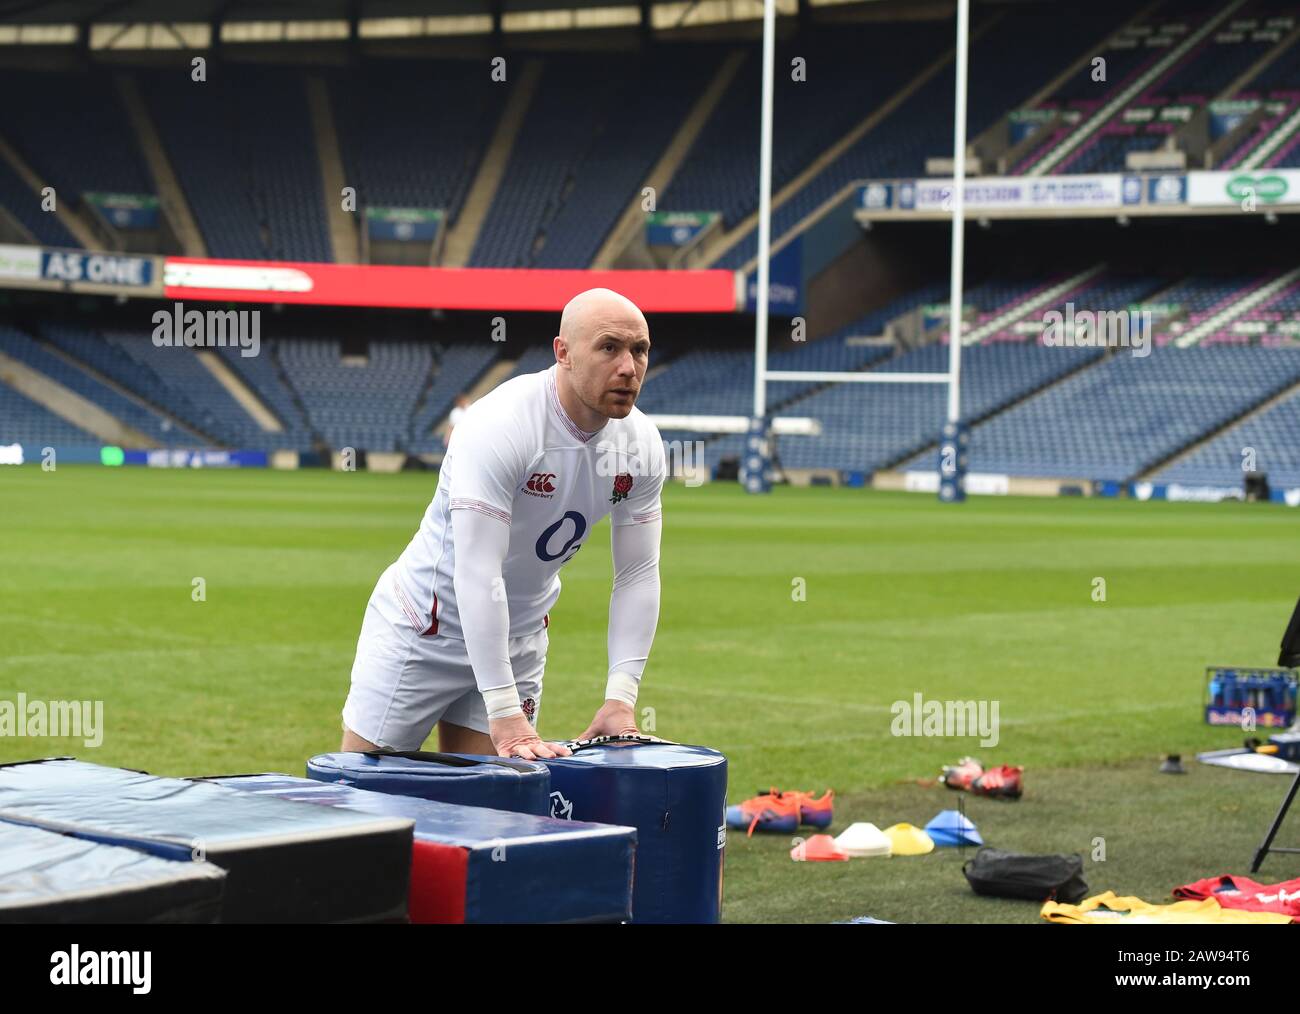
top-left (834, 822), bottom-right (892, 858)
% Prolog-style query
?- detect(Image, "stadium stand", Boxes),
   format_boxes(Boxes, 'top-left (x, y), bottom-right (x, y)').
top-left (0, 156), bottom-right (79, 247)
top-left (140, 66), bottom-right (331, 262)
top-left (276, 339), bottom-right (434, 453)
top-left (211, 345), bottom-right (316, 451)
top-left (40, 324), bottom-right (228, 444)
top-left (0, 325), bottom-right (192, 447)
top-left (0, 69), bottom-right (154, 206)
top-left (1155, 383), bottom-right (1300, 486)
top-left (944, 345), bottom-right (1300, 480)
top-left (329, 60), bottom-right (507, 229)
top-left (0, 380), bottom-right (99, 448)
top-left (783, 341), bottom-right (1104, 475)
top-left (1043, 5), bottom-right (1280, 174)
top-left (663, 22), bottom-right (948, 230)
top-left (711, 4), bottom-right (1132, 269)
top-left (1219, 18), bottom-right (1300, 168)
top-left (407, 344), bottom-right (501, 455)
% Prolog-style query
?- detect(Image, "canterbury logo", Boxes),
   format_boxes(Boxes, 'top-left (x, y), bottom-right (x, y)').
top-left (526, 472), bottom-right (557, 494)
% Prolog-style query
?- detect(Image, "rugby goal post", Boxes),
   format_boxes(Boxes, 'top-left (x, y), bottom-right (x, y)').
top-left (745, 0), bottom-right (970, 500)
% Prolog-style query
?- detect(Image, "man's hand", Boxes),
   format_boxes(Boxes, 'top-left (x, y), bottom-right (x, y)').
top-left (489, 713), bottom-right (572, 760)
top-left (577, 701), bottom-right (640, 742)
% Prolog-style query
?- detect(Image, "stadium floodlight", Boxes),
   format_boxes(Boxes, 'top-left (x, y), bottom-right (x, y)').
top-left (747, 0), bottom-right (971, 498)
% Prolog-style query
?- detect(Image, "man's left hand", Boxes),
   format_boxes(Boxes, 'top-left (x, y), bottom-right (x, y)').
top-left (577, 701), bottom-right (639, 741)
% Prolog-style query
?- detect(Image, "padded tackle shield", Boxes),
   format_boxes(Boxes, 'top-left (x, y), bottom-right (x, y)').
top-left (0, 820), bottom-right (227, 923)
top-left (208, 774), bottom-right (635, 923)
top-left (541, 736), bottom-right (727, 923)
top-left (307, 751), bottom-right (549, 815)
top-left (0, 759), bottom-right (412, 923)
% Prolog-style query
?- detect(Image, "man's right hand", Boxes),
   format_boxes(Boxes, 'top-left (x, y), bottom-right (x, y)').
top-left (489, 713), bottom-right (573, 760)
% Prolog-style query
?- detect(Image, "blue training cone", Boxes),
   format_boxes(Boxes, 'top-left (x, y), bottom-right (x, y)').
top-left (925, 809), bottom-right (983, 847)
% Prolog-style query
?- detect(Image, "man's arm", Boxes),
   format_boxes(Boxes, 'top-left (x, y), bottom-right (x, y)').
top-left (578, 517), bottom-right (661, 739)
top-left (449, 507), bottom-right (517, 711)
top-left (450, 508), bottom-right (570, 759)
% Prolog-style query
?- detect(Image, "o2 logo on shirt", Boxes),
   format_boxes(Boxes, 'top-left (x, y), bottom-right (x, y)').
top-left (536, 511), bottom-right (587, 563)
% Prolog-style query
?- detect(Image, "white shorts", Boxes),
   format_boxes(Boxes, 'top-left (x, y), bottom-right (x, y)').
top-left (341, 563), bottom-right (548, 750)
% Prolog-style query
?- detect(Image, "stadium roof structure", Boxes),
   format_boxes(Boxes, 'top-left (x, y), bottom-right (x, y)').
top-left (0, 0), bottom-right (767, 25)
top-left (0, 0), bottom-right (941, 36)
top-left (0, 0), bottom-right (949, 54)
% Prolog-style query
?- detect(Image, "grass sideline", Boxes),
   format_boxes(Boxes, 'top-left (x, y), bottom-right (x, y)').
top-left (4, 465), bottom-right (1300, 921)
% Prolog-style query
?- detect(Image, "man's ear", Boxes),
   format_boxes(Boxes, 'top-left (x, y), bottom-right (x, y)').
top-left (553, 334), bottom-right (569, 368)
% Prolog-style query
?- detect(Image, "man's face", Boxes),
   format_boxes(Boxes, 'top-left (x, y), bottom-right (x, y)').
top-left (560, 310), bottom-right (650, 421)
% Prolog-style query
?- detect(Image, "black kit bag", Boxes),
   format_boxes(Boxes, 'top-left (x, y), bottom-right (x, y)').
top-left (963, 847), bottom-right (1089, 904)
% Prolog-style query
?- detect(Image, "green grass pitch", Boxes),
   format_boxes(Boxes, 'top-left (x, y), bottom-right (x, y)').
top-left (4, 465), bottom-right (1300, 922)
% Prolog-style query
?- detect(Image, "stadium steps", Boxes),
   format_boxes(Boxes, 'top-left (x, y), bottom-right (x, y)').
top-left (1219, 20), bottom-right (1300, 102)
top-left (409, 347), bottom-right (503, 446)
top-left (1187, 24), bottom-right (1300, 169)
top-left (1026, 0), bottom-right (1250, 176)
top-left (195, 351), bottom-right (283, 434)
top-left (0, 350), bottom-right (155, 447)
top-left (973, 0), bottom-right (1163, 174)
top-left (0, 196), bottom-right (34, 243)
top-left (0, 133), bottom-right (96, 249)
top-left (114, 72), bottom-right (206, 258)
top-left (37, 338), bottom-right (210, 444)
top-left (305, 74), bottom-right (357, 264)
top-left (1173, 268), bottom-right (1300, 347)
top-left (703, 20), bottom-right (984, 273)
top-left (960, 266), bottom-right (1107, 345)
top-left (591, 49), bottom-right (746, 269)
top-left (463, 356), bottom-right (517, 403)
top-left (1234, 102), bottom-right (1300, 169)
top-left (1138, 371), bottom-right (1300, 480)
top-left (442, 59), bottom-right (544, 268)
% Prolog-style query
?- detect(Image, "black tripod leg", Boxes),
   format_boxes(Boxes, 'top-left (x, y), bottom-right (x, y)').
top-left (1252, 767), bottom-right (1300, 873)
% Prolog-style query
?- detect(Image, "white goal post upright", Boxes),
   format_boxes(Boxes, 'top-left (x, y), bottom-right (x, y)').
top-left (746, 0), bottom-right (971, 499)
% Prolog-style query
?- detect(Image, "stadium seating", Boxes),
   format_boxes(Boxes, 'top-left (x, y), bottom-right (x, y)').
top-left (781, 342), bottom-right (1103, 475)
top-left (664, 22), bottom-right (947, 234)
top-left (0, 325), bottom-right (192, 447)
top-left (949, 346), bottom-right (1300, 480)
top-left (330, 61), bottom-right (508, 228)
top-left (407, 344), bottom-right (500, 455)
top-left (41, 324), bottom-right (228, 444)
top-left (211, 345), bottom-right (316, 451)
top-left (0, 381), bottom-right (99, 448)
top-left (1046, 13), bottom-right (1279, 175)
top-left (0, 3), bottom-right (1282, 269)
top-left (0, 156), bottom-right (79, 248)
top-left (529, 51), bottom-right (717, 269)
top-left (277, 339), bottom-right (434, 453)
top-left (712, 5), bottom-right (1131, 269)
top-left (1220, 21), bottom-right (1300, 168)
top-left (141, 66), bottom-right (331, 261)
top-left (0, 69), bottom-right (154, 208)
top-left (1155, 383), bottom-right (1300, 487)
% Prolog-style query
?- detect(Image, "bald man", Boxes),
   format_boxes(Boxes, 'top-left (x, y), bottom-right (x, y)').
top-left (340, 288), bottom-right (665, 761)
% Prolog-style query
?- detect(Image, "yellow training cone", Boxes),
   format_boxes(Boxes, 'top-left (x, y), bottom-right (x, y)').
top-left (883, 822), bottom-right (935, 856)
